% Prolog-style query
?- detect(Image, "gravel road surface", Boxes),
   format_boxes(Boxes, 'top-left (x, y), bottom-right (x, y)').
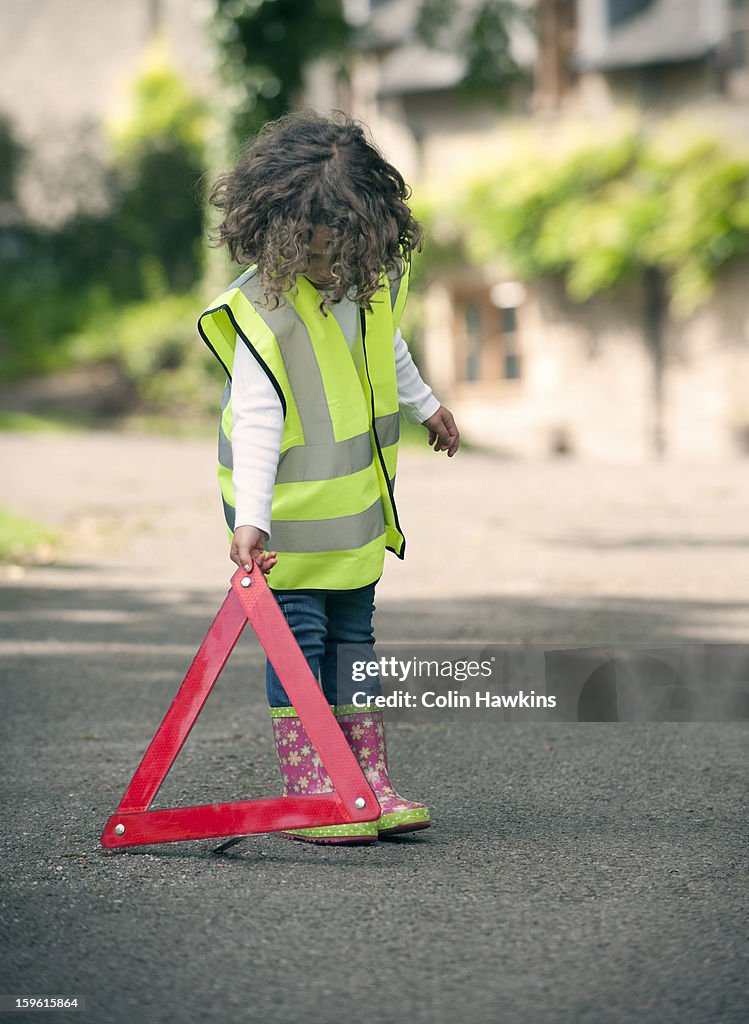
top-left (1, 434), bottom-right (746, 1024)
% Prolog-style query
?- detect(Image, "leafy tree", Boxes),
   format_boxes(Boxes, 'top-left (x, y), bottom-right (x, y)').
top-left (212, 0), bottom-right (533, 146)
top-left (0, 118), bottom-right (23, 206)
top-left (101, 41), bottom-right (209, 297)
top-left (0, 45), bottom-right (209, 387)
top-left (457, 121), bottom-right (749, 315)
top-left (212, 0), bottom-right (350, 145)
top-left (415, 0), bottom-right (533, 101)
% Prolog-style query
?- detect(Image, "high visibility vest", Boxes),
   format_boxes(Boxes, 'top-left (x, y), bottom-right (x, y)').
top-left (197, 263), bottom-right (410, 591)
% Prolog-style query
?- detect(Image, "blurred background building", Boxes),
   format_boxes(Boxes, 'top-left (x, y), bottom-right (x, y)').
top-left (1, 0), bottom-right (748, 459)
top-left (304, 0), bottom-right (749, 460)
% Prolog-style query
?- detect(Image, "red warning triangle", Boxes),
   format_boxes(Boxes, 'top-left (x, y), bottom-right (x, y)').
top-left (100, 566), bottom-right (380, 849)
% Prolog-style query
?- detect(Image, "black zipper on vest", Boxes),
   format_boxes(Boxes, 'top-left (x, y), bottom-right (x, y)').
top-left (359, 307), bottom-right (405, 558)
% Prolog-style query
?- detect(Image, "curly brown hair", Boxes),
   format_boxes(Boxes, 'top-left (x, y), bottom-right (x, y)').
top-left (208, 110), bottom-right (423, 310)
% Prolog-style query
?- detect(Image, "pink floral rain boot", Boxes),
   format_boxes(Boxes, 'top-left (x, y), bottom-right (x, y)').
top-left (333, 705), bottom-right (431, 836)
top-left (269, 707), bottom-right (378, 844)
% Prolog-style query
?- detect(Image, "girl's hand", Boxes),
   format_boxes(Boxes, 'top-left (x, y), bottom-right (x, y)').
top-left (231, 525), bottom-right (277, 575)
top-left (422, 406), bottom-right (460, 457)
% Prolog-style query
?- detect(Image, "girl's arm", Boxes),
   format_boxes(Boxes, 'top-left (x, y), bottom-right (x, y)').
top-left (229, 337), bottom-right (283, 569)
top-left (394, 327), bottom-right (441, 424)
top-left (395, 328), bottom-right (460, 456)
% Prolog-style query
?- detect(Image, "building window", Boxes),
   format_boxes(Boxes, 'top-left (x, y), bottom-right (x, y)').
top-left (463, 300), bottom-right (482, 381)
top-left (730, 29), bottom-right (748, 68)
top-left (454, 283), bottom-right (524, 386)
top-left (727, 0), bottom-right (749, 95)
top-left (501, 307), bottom-right (521, 380)
top-left (606, 0), bottom-right (655, 29)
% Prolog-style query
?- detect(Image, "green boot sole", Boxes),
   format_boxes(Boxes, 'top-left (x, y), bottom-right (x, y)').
top-left (282, 820), bottom-right (379, 844)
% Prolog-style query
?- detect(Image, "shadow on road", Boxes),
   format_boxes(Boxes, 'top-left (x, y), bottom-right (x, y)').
top-left (1, 578), bottom-right (747, 1024)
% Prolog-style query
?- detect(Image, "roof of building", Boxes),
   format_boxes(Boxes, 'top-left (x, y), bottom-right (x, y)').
top-left (572, 0), bottom-right (721, 72)
top-left (351, 0), bottom-right (535, 97)
top-left (376, 43), bottom-right (467, 97)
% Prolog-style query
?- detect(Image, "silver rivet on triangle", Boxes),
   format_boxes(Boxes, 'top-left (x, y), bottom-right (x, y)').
top-left (114, 823), bottom-right (125, 835)
top-left (240, 577), bottom-right (252, 588)
top-left (354, 797), bottom-right (366, 809)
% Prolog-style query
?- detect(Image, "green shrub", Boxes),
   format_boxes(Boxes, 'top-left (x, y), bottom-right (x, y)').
top-left (0, 507), bottom-right (63, 565)
top-left (420, 115), bottom-right (749, 316)
top-left (66, 290), bottom-right (224, 414)
top-left (0, 45), bottom-right (208, 386)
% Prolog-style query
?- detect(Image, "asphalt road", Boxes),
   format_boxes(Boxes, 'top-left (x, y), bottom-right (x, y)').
top-left (1, 434), bottom-right (747, 1023)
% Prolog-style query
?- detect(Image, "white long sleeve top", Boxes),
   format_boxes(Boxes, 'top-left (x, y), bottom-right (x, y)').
top-left (230, 295), bottom-right (440, 539)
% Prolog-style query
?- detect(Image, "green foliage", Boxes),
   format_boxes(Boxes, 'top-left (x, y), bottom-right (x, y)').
top-left (0, 412), bottom-right (87, 433)
top-left (428, 118), bottom-right (749, 316)
top-left (103, 42), bottom-right (207, 294)
top-left (213, 0), bottom-right (350, 144)
top-left (109, 42), bottom-right (208, 162)
top-left (104, 43), bottom-right (208, 295)
top-left (410, 191), bottom-right (472, 288)
top-left (0, 221), bottom-right (107, 379)
top-left (0, 118), bottom-right (23, 203)
top-left (66, 291), bottom-right (224, 414)
top-left (0, 49), bottom-right (209, 386)
top-left (462, 1), bottom-right (530, 95)
top-left (0, 507), bottom-right (62, 565)
top-left (415, 0), bottom-right (531, 101)
top-left (415, 0), bottom-right (456, 47)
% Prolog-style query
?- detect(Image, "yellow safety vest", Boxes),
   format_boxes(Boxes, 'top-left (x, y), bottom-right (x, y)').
top-left (197, 264), bottom-right (410, 591)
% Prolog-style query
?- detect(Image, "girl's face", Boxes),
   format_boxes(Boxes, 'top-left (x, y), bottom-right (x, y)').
top-left (306, 225), bottom-right (335, 286)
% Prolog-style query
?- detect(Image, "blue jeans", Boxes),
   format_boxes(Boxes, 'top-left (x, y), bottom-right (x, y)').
top-left (265, 584), bottom-right (382, 708)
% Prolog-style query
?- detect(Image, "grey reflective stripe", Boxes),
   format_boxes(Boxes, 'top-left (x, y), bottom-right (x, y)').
top-left (218, 380), bottom-right (233, 470)
top-left (277, 431), bottom-right (373, 484)
top-left (222, 495), bottom-right (236, 532)
top-left (270, 499), bottom-right (385, 553)
top-left (238, 276), bottom-right (334, 445)
top-left (389, 260), bottom-right (403, 311)
top-left (227, 265), bottom-right (260, 292)
top-left (374, 411), bottom-right (399, 448)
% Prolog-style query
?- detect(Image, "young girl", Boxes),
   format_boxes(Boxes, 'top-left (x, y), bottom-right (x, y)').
top-left (198, 110), bottom-right (459, 844)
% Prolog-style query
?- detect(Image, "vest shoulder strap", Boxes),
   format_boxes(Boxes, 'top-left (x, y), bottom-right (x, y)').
top-left (389, 257), bottom-right (410, 330)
